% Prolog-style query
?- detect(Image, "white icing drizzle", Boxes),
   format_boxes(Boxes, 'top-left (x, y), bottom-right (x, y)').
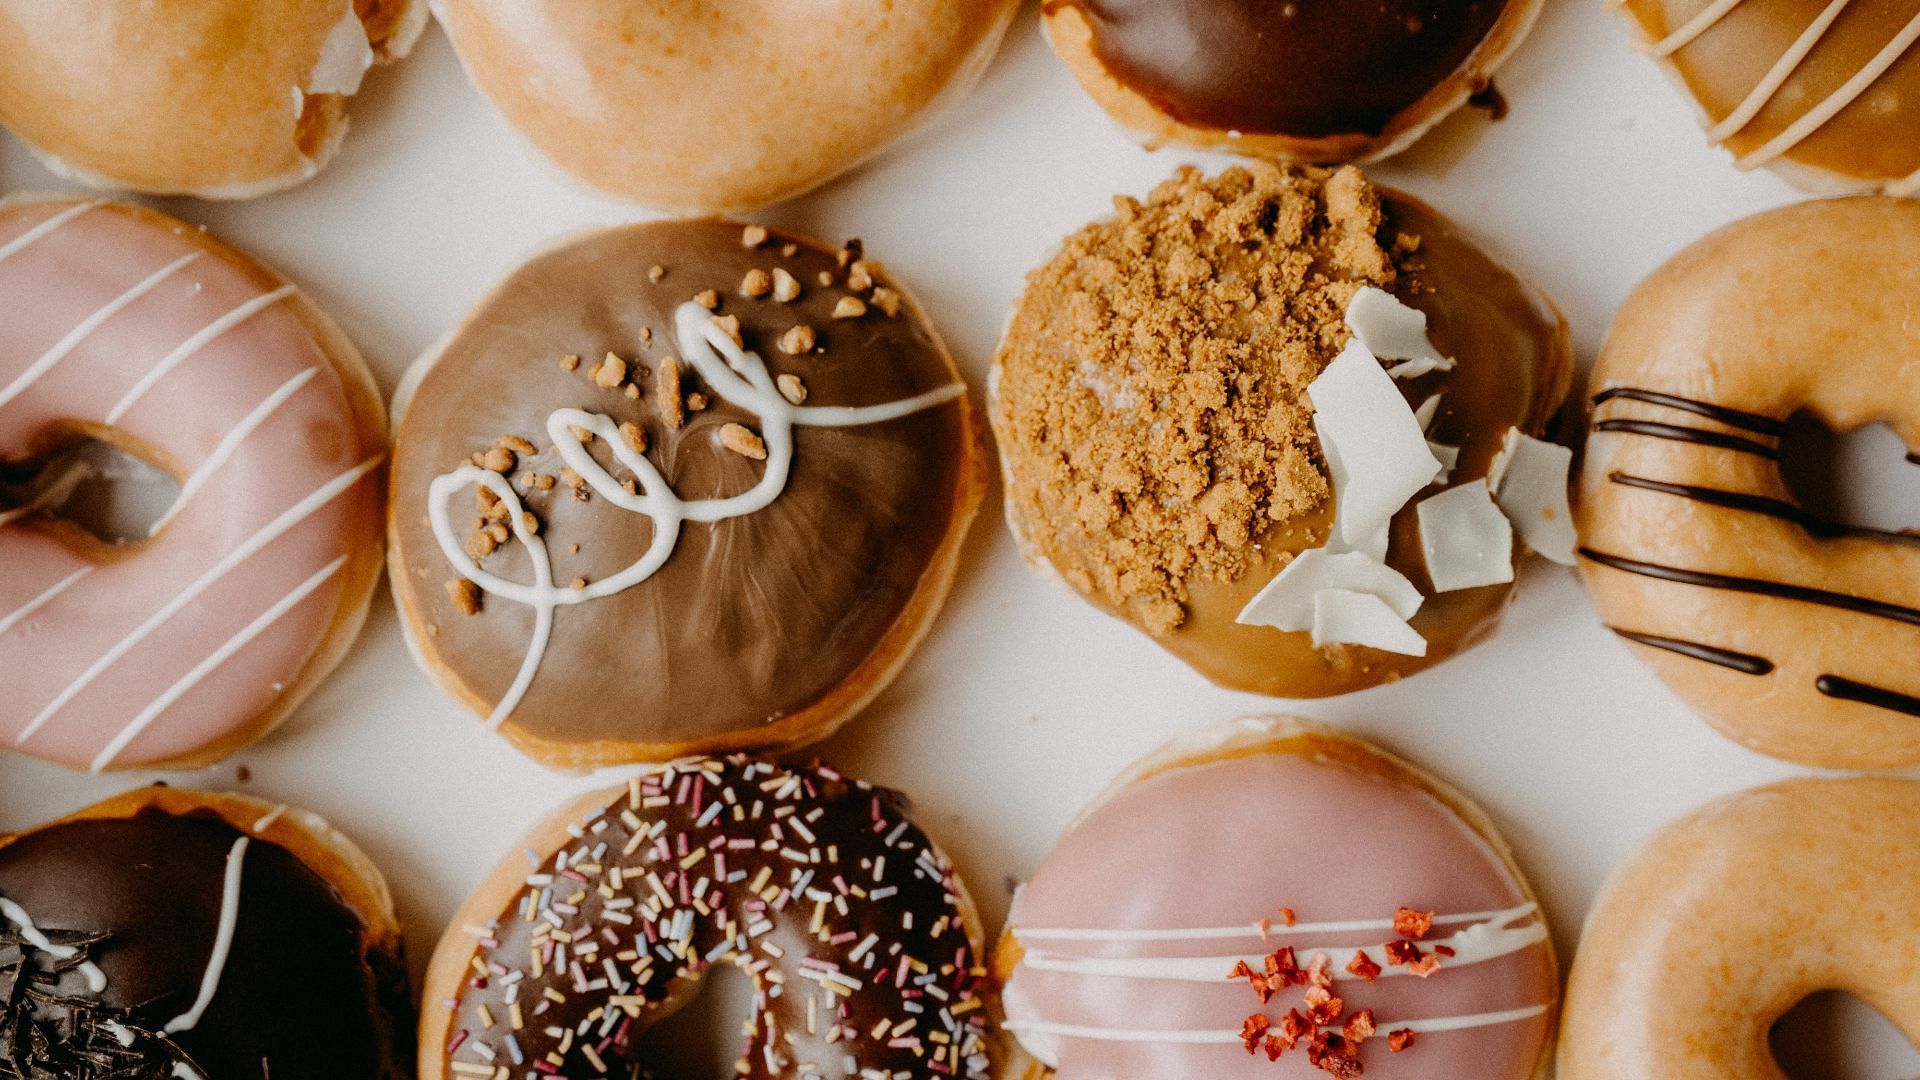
top-left (0, 895), bottom-right (108, 992)
top-left (1735, 11), bottom-right (1920, 169)
top-left (1649, 0), bottom-right (1747, 55)
top-left (103, 285), bottom-right (299, 424)
top-left (15, 456), bottom-right (382, 745)
top-left (163, 837), bottom-right (248, 1034)
top-left (1705, 0), bottom-right (1854, 142)
top-left (427, 301), bottom-right (965, 727)
top-left (149, 367), bottom-right (319, 536)
top-left (0, 201), bottom-right (99, 267)
top-left (1013, 904), bottom-right (1533, 944)
top-left (0, 567), bottom-right (94, 637)
top-left (0, 253), bottom-right (202, 412)
top-left (1003, 1004), bottom-right (1549, 1046)
top-left (253, 804), bottom-right (289, 832)
top-left (90, 556), bottom-right (348, 771)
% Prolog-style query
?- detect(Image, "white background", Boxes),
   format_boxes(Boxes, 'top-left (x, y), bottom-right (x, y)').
top-left (4, 1), bottom-right (1918, 1073)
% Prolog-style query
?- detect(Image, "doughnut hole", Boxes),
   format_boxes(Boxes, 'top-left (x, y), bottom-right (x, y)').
top-left (355, 0), bottom-right (414, 51)
top-left (1778, 413), bottom-right (1920, 537)
top-left (1770, 990), bottom-right (1920, 1077)
top-left (635, 961), bottom-right (757, 1075)
top-left (0, 430), bottom-right (180, 551)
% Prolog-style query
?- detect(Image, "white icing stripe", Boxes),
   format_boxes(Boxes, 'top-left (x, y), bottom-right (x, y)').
top-left (1017, 911), bottom-right (1546, 984)
top-left (0, 253), bottom-right (202, 412)
top-left (15, 456), bottom-right (381, 745)
top-left (0, 201), bottom-right (99, 267)
top-left (427, 302), bottom-right (965, 727)
top-left (90, 556), bottom-right (348, 771)
top-left (0, 896), bottom-right (107, 992)
top-left (1648, 0), bottom-right (1745, 56)
top-left (149, 367), bottom-right (320, 535)
top-left (163, 837), bottom-right (248, 1034)
top-left (253, 804), bottom-right (289, 832)
top-left (1705, 0), bottom-right (1852, 143)
top-left (103, 285), bottom-right (299, 424)
top-left (1004, 1005), bottom-right (1549, 1046)
top-left (1014, 903), bottom-right (1536, 943)
top-left (0, 567), bottom-right (94, 638)
top-left (1734, 11), bottom-right (1920, 169)
top-left (1892, 164), bottom-right (1920, 197)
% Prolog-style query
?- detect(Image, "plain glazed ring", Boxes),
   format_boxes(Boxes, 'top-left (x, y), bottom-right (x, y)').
top-left (0, 197), bottom-right (387, 772)
top-left (0, 0), bottom-right (426, 198)
top-left (388, 218), bottom-right (982, 769)
top-left (997, 716), bottom-right (1558, 1080)
top-left (434, 0), bottom-right (1019, 212)
top-left (0, 786), bottom-right (411, 1078)
top-left (420, 755), bottom-right (995, 1080)
top-left (1561, 776), bottom-right (1920, 1078)
top-left (1577, 196), bottom-right (1920, 770)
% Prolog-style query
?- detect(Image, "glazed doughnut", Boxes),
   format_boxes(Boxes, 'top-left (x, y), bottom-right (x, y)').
top-left (0, 785), bottom-right (410, 1078)
top-left (434, 0), bottom-right (1020, 213)
top-left (1617, 0), bottom-right (1920, 195)
top-left (420, 755), bottom-right (994, 1079)
top-left (0, 197), bottom-right (386, 772)
top-left (1042, 0), bottom-right (1546, 163)
top-left (388, 218), bottom-right (982, 769)
top-left (1560, 776), bottom-right (1920, 1077)
top-left (1577, 197), bottom-right (1920, 769)
top-left (990, 164), bottom-right (1573, 697)
top-left (996, 716), bottom-right (1558, 1079)
top-left (0, 0), bottom-right (426, 198)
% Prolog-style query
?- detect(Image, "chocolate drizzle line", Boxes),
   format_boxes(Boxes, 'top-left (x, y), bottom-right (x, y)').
top-left (1591, 419), bottom-right (1780, 459)
top-left (1607, 627), bottom-right (1774, 675)
top-left (1817, 675), bottom-right (1920, 718)
top-left (1608, 472), bottom-right (1920, 547)
top-left (1578, 548), bottom-right (1920, 629)
top-left (1591, 388), bottom-right (1787, 436)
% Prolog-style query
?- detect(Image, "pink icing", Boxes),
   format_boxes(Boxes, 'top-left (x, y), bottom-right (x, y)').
top-left (0, 200), bottom-right (380, 769)
top-left (1002, 741), bottom-right (1555, 1078)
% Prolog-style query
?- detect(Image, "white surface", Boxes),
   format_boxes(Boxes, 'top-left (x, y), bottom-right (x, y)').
top-left (3, 2), bottom-right (1918, 1073)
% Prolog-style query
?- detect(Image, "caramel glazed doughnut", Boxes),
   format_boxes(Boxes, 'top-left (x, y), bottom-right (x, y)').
top-left (1042, 0), bottom-right (1546, 163)
top-left (1577, 197), bottom-right (1920, 769)
top-left (1617, 0), bottom-right (1920, 195)
top-left (0, 786), bottom-right (411, 1078)
top-left (0, 197), bottom-right (387, 772)
top-left (1560, 776), bottom-right (1920, 1077)
top-left (434, 0), bottom-right (1020, 213)
top-left (421, 755), bottom-right (994, 1080)
top-left (389, 219), bottom-right (982, 769)
top-left (0, 0), bottom-right (427, 198)
top-left (996, 717), bottom-right (1558, 1079)
top-left (991, 165), bottom-right (1574, 697)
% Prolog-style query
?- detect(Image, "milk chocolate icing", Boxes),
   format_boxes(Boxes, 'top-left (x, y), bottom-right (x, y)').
top-left (1047, 0), bottom-right (1512, 137)
top-left (0, 807), bottom-right (408, 1078)
top-left (389, 220), bottom-right (973, 757)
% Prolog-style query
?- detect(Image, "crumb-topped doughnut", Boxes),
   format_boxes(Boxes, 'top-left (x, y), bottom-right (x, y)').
top-left (991, 165), bottom-right (1573, 697)
top-left (1561, 776), bottom-right (1920, 1078)
top-left (389, 219), bottom-right (982, 768)
top-left (0, 0), bottom-right (426, 198)
top-left (997, 716), bottom-right (1557, 1079)
top-left (0, 197), bottom-right (386, 771)
top-left (434, 0), bottom-right (1019, 212)
top-left (1578, 197), bottom-right (1920, 769)
top-left (420, 755), bottom-right (994, 1080)
top-left (1043, 0), bottom-right (1546, 163)
top-left (0, 786), bottom-right (411, 1078)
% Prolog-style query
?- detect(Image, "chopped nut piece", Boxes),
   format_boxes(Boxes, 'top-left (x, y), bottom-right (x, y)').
top-left (475, 486), bottom-right (500, 510)
top-left (498, 435), bottom-right (538, 455)
top-left (481, 446), bottom-right (516, 473)
top-left (559, 354), bottom-right (581, 372)
top-left (709, 314), bottom-right (743, 347)
top-left (530, 473), bottom-right (556, 491)
top-left (837, 239), bottom-right (863, 267)
top-left (570, 577), bottom-right (588, 590)
top-left (623, 383), bottom-right (640, 399)
top-left (466, 531), bottom-right (498, 560)
top-left (833, 296), bottom-right (868, 320)
top-left (592, 353), bottom-right (627, 388)
top-left (781, 243), bottom-right (798, 257)
top-left (568, 425), bottom-right (595, 443)
top-left (693, 289), bottom-right (719, 310)
top-left (657, 358), bottom-right (684, 428)
top-left (780, 324), bottom-right (816, 355)
top-left (618, 421), bottom-right (648, 455)
top-left (719, 423), bottom-right (768, 460)
top-left (484, 499), bottom-right (510, 523)
top-left (560, 467), bottom-right (584, 488)
top-left (740, 268), bottom-right (772, 298)
top-left (771, 267), bottom-right (802, 303)
top-left (741, 225), bottom-right (769, 248)
top-left (847, 260), bottom-right (875, 292)
top-left (648, 265), bottom-right (666, 282)
top-left (869, 286), bottom-right (902, 317)
top-left (686, 392), bottom-right (708, 411)
top-left (568, 543), bottom-right (580, 554)
top-left (777, 373), bottom-right (807, 404)
top-left (485, 522), bottom-right (510, 544)
top-left (521, 511), bottom-right (541, 535)
top-left (816, 271), bottom-right (834, 287)
top-left (447, 578), bottom-right (482, 615)
top-left (639, 326), bottom-right (653, 346)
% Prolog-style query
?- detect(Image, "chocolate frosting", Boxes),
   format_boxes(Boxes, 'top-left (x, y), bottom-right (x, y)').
top-left (437, 757), bottom-right (990, 1079)
top-left (389, 220), bottom-right (971, 754)
top-left (1049, 0), bottom-right (1511, 137)
top-left (0, 808), bottom-right (407, 1079)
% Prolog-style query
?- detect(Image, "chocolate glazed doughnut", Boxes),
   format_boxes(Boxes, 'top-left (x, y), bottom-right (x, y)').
top-left (0, 787), bottom-right (410, 1078)
top-left (388, 219), bottom-right (983, 769)
top-left (1577, 196), bottom-right (1920, 769)
top-left (420, 756), bottom-right (994, 1080)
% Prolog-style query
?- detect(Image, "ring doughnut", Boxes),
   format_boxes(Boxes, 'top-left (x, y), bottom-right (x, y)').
top-left (1560, 776), bottom-right (1920, 1078)
top-left (434, 0), bottom-right (1020, 212)
top-left (0, 197), bottom-right (387, 772)
top-left (419, 755), bottom-right (995, 1079)
top-left (1576, 196), bottom-right (1920, 769)
top-left (0, 0), bottom-right (426, 198)
top-left (996, 716), bottom-right (1558, 1079)
top-left (388, 218), bottom-right (982, 769)
top-left (0, 785), bottom-right (410, 1078)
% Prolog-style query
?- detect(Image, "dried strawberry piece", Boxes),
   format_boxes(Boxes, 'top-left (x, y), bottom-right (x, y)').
top-left (1304, 951), bottom-right (1334, 990)
top-left (1394, 907), bottom-right (1435, 940)
top-left (1267, 946), bottom-right (1302, 985)
top-left (1307, 1031), bottom-right (1365, 1078)
top-left (1276, 1008), bottom-right (1312, 1051)
top-left (1343, 1008), bottom-right (1376, 1043)
top-left (1407, 953), bottom-right (1441, 978)
top-left (1303, 985), bottom-right (1344, 1026)
top-left (1388, 1028), bottom-right (1416, 1053)
top-left (1229, 960), bottom-right (1271, 1002)
top-left (1278, 907), bottom-right (1298, 927)
top-left (1240, 1013), bottom-right (1271, 1054)
top-left (1262, 1035), bottom-right (1287, 1062)
top-left (1383, 939), bottom-right (1424, 967)
top-left (1345, 950), bottom-right (1382, 982)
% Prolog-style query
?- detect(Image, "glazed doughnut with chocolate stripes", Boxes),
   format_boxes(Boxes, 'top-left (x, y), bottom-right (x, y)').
top-left (0, 197), bottom-right (386, 771)
top-left (1577, 196), bottom-right (1920, 769)
top-left (996, 716), bottom-right (1558, 1080)
top-left (418, 755), bottom-right (995, 1080)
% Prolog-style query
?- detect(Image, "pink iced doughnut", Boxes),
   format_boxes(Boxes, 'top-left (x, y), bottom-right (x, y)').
top-left (0, 197), bottom-right (385, 771)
